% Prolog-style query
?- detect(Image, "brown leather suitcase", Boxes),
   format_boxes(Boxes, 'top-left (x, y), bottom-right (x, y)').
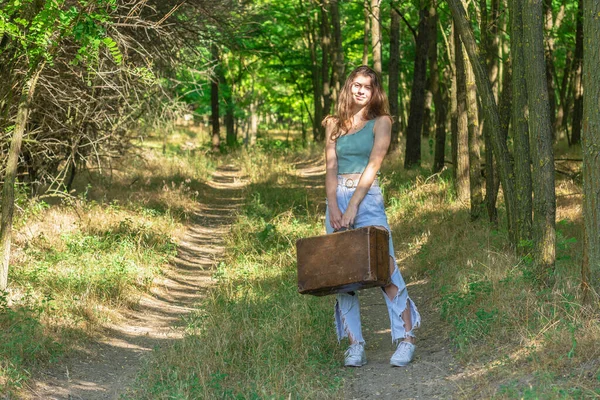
top-left (296, 226), bottom-right (391, 296)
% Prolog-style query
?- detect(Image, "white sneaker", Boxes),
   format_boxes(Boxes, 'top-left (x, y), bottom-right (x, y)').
top-left (344, 343), bottom-right (367, 367)
top-left (390, 341), bottom-right (415, 367)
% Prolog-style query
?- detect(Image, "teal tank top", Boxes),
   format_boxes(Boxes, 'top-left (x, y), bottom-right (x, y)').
top-left (336, 119), bottom-right (376, 174)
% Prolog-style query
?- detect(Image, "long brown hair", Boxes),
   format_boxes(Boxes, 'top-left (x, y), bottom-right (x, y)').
top-left (323, 65), bottom-right (390, 141)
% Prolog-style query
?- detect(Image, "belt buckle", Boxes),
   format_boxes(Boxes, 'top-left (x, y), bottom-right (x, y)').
top-left (344, 178), bottom-right (355, 188)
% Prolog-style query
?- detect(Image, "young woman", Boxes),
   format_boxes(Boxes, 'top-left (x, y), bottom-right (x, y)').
top-left (323, 66), bottom-right (421, 367)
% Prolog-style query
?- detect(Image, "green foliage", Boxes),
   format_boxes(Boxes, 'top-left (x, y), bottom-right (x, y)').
top-left (0, 0), bottom-right (122, 69)
top-left (0, 290), bottom-right (63, 391)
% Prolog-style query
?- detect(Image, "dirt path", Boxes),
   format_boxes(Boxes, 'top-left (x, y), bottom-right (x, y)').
top-left (294, 160), bottom-right (464, 400)
top-left (24, 165), bottom-right (245, 400)
top-left (342, 282), bottom-right (464, 399)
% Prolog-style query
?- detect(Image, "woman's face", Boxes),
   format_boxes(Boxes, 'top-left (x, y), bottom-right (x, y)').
top-left (350, 74), bottom-right (373, 108)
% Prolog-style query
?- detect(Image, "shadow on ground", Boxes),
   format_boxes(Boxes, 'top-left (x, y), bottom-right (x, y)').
top-left (26, 165), bottom-right (246, 400)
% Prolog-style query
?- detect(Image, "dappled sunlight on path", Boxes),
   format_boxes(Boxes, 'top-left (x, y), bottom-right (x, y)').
top-left (26, 164), bottom-right (246, 400)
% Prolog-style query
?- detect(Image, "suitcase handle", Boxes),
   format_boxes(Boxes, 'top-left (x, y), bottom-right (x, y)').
top-left (333, 225), bottom-right (354, 233)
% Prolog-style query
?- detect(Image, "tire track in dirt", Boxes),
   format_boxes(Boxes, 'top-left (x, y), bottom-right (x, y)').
top-left (294, 159), bottom-right (464, 400)
top-left (24, 165), bottom-right (246, 400)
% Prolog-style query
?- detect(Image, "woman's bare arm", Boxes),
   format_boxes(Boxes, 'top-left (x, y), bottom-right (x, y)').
top-left (325, 120), bottom-right (343, 230)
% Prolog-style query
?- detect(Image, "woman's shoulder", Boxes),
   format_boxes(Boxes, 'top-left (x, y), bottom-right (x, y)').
top-left (322, 115), bottom-right (339, 128)
top-left (373, 115), bottom-right (392, 131)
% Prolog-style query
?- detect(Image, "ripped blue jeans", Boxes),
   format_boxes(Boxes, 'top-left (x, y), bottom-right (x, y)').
top-left (326, 181), bottom-right (421, 344)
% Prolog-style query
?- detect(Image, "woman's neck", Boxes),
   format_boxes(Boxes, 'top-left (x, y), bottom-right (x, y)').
top-left (349, 106), bottom-right (368, 126)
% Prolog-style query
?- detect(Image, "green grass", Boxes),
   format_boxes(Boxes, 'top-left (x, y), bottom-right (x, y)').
top-left (1, 132), bottom-right (214, 393)
top-left (128, 145), bottom-right (342, 399)
top-left (2, 131), bottom-right (595, 398)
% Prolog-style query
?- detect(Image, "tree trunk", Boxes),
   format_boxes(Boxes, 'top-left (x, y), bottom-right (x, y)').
top-left (370, 0), bottom-right (382, 73)
top-left (555, 50), bottom-right (572, 141)
top-left (463, 7), bottom-right (483, 218)
top-left (330, 0), bottom-right (345, 105)
top-left (1, 65), bottom-right (43, 290)
top-left (320, 0), bottom-right (332, 127)
top-left (211, 44), bottom-right (221, 152)
top-left (431, 1), bottom-right (448, 174)
top-left (510, 0), bottom-right (533, 249)
top-left (307, 5), bottom-right (323, 142)
top-left (422, 3), bottom-right (437, 140)
top-left (450, 23), bottom-right (458, 181)
top-left (389, 7), bottom-right (401, 151)
top-left (448, 0), bottom-right (517, 245)
top-left (523, 0), bottom-right (556, 283)
top-left (543, 0), bottom-right (557, 137)
top-left (404, 3), bottom-right (431, 169)
top-left (249, 99), bottom-right (258, 146)
top-left (363, 0), bottom-right (370, 65)
top-left (571, 0), bottom-right (583, 145)
top-left (580, 0), bottom-right (600, 297)
top-left (454, 26), bottom-right (471, 204)
top-left (223, 76), bottom-right (235, 147)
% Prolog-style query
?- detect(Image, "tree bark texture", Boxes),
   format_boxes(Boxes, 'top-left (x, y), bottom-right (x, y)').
top-left (523, 0), bottom-right (556, 282)
top-left (330, 0), bottom-right (345, 105)
top-left (465, 38), bottom-right (483, 218)
top-left (222, 70), bottom-right (235, 147)
top-left (211, 44), bottom-right (221, 151)
top-left (363, 0), bottom-right (370, 66)
top-left (571, 0), bottom-right (583, 145)
top-left (370, 0), bottom-right (382, 73)
top-left (423, 0), bottom-right (439, 140)
top-left (581, 0), bottom-right (600, 296)
top-left (431, 2), bottom-right (448, 174)
top-left (510, 0), bottom-right (533, 248)
top-left (404, 4), bottom-right (431, 169)
top-left (320, 0), bottom-right (332, 139)
top-left (1, 66), bottom-right (43, 290)
top-left (454, 27), bottom-right (470, 204)
top-left (556, 50), bottom-right (572, 140)
top-left (306, 6), bottom-right (323, 142)
top-left (543, 0), bottom-right (557, 136)
top-left (447, 0), bottom-right (517, 244)
top-left (389, 8), bottom-right (401, 151)
top-left (450, 23), bottom-right (458, 181)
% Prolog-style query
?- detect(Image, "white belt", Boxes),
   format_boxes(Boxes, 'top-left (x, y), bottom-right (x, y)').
top-left (337, 176), bottom-right (379, 188)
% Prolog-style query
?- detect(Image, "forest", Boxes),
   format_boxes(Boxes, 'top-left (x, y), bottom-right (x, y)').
top-left (1, 0), bottom-right (599, 398)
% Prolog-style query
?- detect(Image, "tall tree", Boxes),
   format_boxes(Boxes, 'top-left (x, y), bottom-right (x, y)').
top-left (363, 0), bottom-right (371, 65)
top-left (1, 66), bottom-right (43, 289)
top-left (211, 44), bottom-right (221, 151)
top-left (480, 0), bottom-right (502, 224)
top-left (454, 25), bottom-right (471, 204)
top-left (222, 57), bottom-right (236, 147)
top-left (447, 0), bottom-right (518, 244)
top-left (330, 0), bottom-right (345, 104)
top-left (581, 0), bottom-right (600, 297)
top-left (431, 0), bottom-right (448, 174)
top-left (389, 7), bottom-right (401, 151)
top-left (404, 1), bottom-right (431, 168)
top-left (571, 0), bottom-right (583, 145)
top-left (543, 0), bottom-right (557, 134)
top-left (465, 34), bottom-right (483, 218)
top-left (370, 0), bottom-right (382, 73)
top-left (510, 0), bottom-right (533, 249)
top-left (320, 0), bottom-right (332, 126)
top-left (523, 0), bottom-right (556, 282)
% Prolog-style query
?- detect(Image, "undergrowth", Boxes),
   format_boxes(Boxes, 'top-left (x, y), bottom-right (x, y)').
top-left (128, 143), bottom-right (343, 399)
top-left (379, 149), bottom-right (598, 398)
top-left (1, 131), bottom-right (213, 394)
top-left (3, 130), bottom-right (595, 398)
